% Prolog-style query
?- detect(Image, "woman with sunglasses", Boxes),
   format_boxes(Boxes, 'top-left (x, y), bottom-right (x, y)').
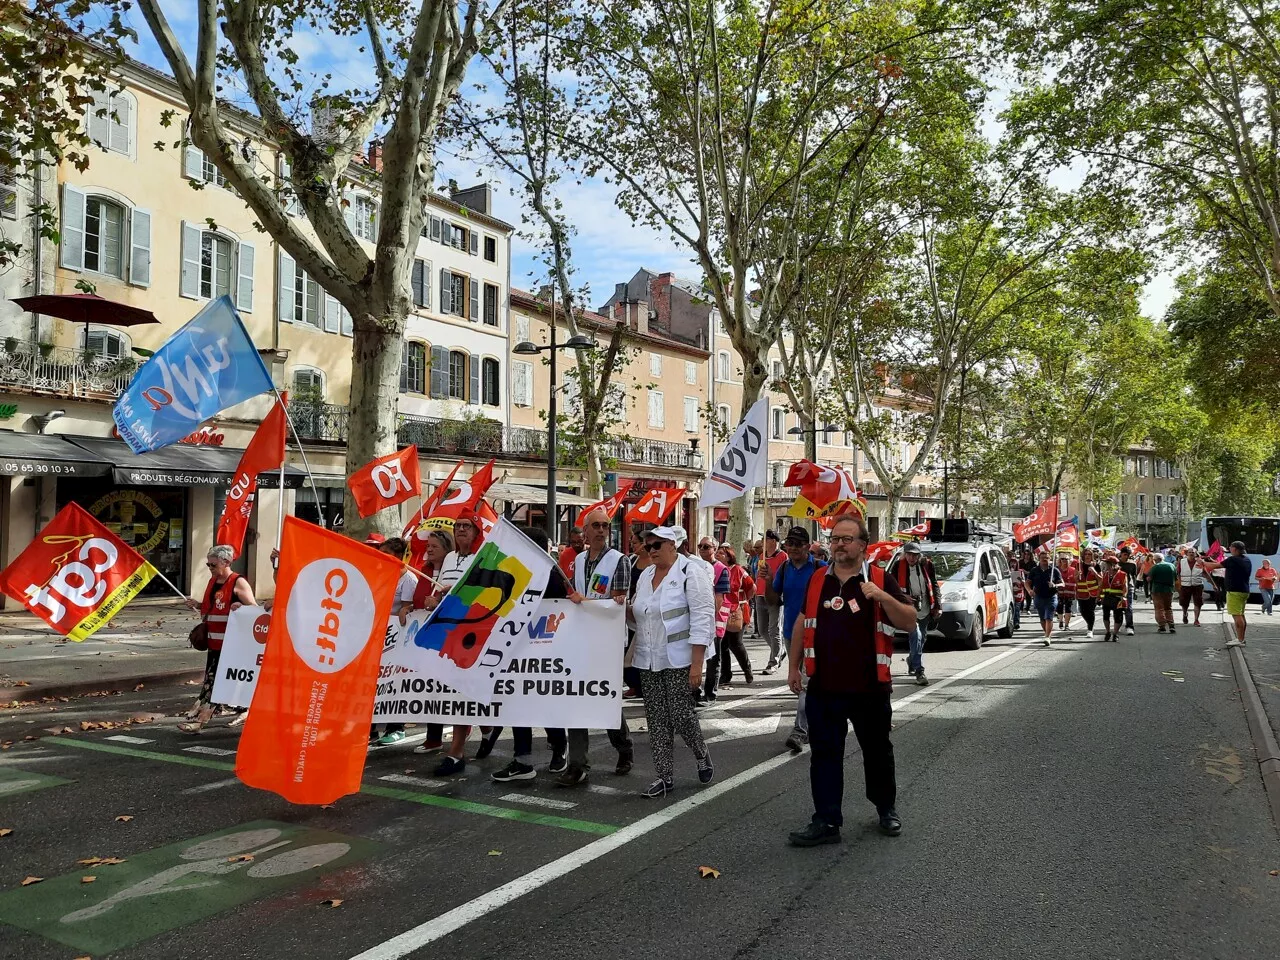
top-left (628, 526), bottom-right (715, 797)
top-left (180, 544), bottom-right (256, 734)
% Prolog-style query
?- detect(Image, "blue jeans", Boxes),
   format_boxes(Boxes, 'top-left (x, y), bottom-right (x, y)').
top-left (907, 617), bottom-right (927, 674)
top-left (1034, 595), bottom-right (1057, 624)
top-left (1012, 601), bottom-right (1021, 628)
top-left (1263, 588), bottom-right (1275, 615)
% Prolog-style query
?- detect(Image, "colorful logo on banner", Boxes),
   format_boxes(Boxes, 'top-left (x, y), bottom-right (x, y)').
top-left (1013, 494), bottom-right (1059, 543)
top-left (113, 296), bottom-right (274, 455)
top-left (235, 516), bottom-right (401, 805)
top-left (348, 446), bottom-right (422, 519)
top-left (625, 486), bottom-right (687, 526)
top-left (699, 397), bottom-right (769, 508)
top-left (785, 460), bottom-right (865, 521)
top-left (0, 503), bottom-right (157, 641)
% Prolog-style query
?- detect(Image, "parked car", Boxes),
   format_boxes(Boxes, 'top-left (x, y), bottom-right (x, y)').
top-left (888, 540), bottom-right (1015, 649)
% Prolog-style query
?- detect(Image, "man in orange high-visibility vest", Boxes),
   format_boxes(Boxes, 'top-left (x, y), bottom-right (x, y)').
top-left (786, 514), bottom-right (919, 847)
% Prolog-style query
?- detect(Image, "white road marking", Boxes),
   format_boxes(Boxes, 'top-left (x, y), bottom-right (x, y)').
top-left (347, 641), bottom-right (1039, 960)
top-left (585, 784), bottom-right (625, 797)
top-left (378, 773), bottom-right (447, 789)
top-left (704, 713), bottom-right (781, 744)
top-left (182, 745), bottom-right (236, 757)
top-left (105, 735), bottom-right (154, 745)
top-left (497, 793), bottom-right (577, 810)
top-left (180, 777), bottom-right (240, 794)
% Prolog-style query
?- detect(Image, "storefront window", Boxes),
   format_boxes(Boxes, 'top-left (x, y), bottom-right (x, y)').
top-left (294, 485), bottom-right (345, 531)
top-left (58, 481), bottom-right (188, 596)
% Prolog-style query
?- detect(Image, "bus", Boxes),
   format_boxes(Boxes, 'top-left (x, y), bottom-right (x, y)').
top-left (1190, 516), bottom-right (1280, 596)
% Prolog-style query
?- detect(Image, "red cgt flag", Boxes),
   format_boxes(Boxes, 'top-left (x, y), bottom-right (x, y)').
top-left (625, 486), bottom-right (687, 527)
top-left (235, 516), bottom-right (402, 805)
top-left (580, 480), bottom-right (635, 521)
top-left (404, 460), bottom-right (497, 566)
top-left (0, 503), bottom-right (158, 641)
top-left (215, 394), bottom-right (289, 557)
top-left (1014, 494), bottom-right (1059, 543)
top-left (348, 446), bottom-right (421, 519)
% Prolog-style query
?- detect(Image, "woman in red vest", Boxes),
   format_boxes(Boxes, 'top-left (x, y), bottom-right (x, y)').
top-left (180, 544), bottom-right (256, 733)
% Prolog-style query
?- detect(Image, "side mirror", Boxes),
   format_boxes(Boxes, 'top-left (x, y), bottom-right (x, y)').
top-left (983, 573), bottom-right (997, 587)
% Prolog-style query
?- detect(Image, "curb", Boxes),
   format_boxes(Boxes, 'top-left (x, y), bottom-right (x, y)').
top-left (3, 668), bottom-right (205, 705)
top-left (1222, 616), bottom-right (1280, 829)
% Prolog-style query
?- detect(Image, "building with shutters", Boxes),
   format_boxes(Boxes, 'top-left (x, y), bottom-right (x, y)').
top-left (0, 53), bottom-right (523, 604)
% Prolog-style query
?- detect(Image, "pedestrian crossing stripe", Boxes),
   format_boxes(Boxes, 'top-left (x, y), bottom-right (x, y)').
top-left (0, 765), bottom-right (71, 798)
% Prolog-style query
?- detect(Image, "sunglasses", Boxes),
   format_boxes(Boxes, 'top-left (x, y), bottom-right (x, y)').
top-left (643, 541), bottom-right (666, 552)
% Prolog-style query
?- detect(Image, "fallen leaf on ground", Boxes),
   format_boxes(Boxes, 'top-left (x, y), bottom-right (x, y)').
top-left (115, 815), bottom-right (134, 823)
top-left (1270, 869), bottom-right (1279, 877)
top-left (321, 898), bottom-right (344, 908)
top-left (185, 680), bottom-right (199, 685)
top-left (0, 828), bottom-right (13, 837)
top-left (13, 681), bottom-right (28, 687)
top-left (20, 876), bottom-right (42, 886)
top-left (78, 857), bottom-right (127, 867)
top-left (0, 741), bottom-right (11, 750)
top-left (73, 956), bottom-right (91, 960)
top-left (227, 854), bottom-right (253, 863)
top-left (22, 735), bottom-right (35, 741)
top-left (320, 804), bottom-right (334, 810)
top-left (81, 876), bottom-right (96, 884)
top-left (697, 866), bottom-right (721, 879)
top-left (488, 850), bottom-right (502, 856)
top-left (134, 683), bottom-right (144, 691)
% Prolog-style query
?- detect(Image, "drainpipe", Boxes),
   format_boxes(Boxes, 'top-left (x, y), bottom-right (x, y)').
top-left (30, 145), bottom-right (44, 341)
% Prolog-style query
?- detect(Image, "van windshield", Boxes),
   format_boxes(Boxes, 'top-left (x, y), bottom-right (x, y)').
top-left (925, 552), bottom-right (976, 582)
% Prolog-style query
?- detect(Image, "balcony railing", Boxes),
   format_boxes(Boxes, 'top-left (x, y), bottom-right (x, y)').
top-left (289, 401), bottom-right (702, 470)
top-left (0, 340), bottom-right (138, 399)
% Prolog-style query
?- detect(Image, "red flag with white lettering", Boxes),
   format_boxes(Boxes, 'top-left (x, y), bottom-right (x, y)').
top-left (347, 446), bottom-right (421, 518)
top-left (215, 394), bottom-right (289, 557)
top-left (625, 486), bottom-right (687, 527)
top-left (1013, 494), bottom-right (1059, 543)
top-left (581, 480), bottom-right (635, 520)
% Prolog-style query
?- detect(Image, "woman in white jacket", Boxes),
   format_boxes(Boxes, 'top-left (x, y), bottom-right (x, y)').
top-left (629, 525), bottom-right (715, 797)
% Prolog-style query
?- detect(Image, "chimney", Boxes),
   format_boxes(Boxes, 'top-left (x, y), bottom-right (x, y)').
top-left (450, 183), bottom-right (493, 216)
top-left (366, 140), bottom-right (384, 173)
top-left (635, 299), bottom-right (649, 335)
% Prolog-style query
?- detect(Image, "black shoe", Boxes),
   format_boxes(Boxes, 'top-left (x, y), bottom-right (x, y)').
top-left (433, 756), bottom-right (465, 776)
top-left (641, 778), bottom-right (673, 798)
top-left (914, 669), bottom-right (929, 687)
top-left (1157, 626), bottom-right (1167, 634)
top-left (474, 727), bottom-right (501, 760)
top-left (1169, 626), bottom-right (1176, 633)
top-left (615, 753), bottom-right (633, 776)
top-left (548, 752), bottom-right (568, 774)
top-left (490, 760), bottom-right (535, 783)
top-left (555, 765), bottom-right (588, 787)
top-left (878, 808), bottom-right (902, 836)
top-left (785, 733), bottom-right (807, 753)
top-left (697, 754), bottom-right (714, 784)
top-left (789, 819), bottom-right (841, 847)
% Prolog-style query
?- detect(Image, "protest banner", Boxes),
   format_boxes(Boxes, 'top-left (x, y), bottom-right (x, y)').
top-left (235, 517), bottom-right (401, 805)
top-left (699, 397), bottom-right (768, 508)
top-left (215, 599), bottom-right (624, 729)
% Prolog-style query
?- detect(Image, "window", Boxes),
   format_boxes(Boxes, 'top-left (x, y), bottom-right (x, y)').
top-left (439, 268), bottom-right (468, 318)
top-left (0, 136), bottom-right (16, 220)
top-left (772, 407), bottom-right (785, 439)
top-left (1139, 457), bottom-right (1148, 477)
top-left (771, 360), bottom-right (782, 381)
top-left (347, 194), bottom-right (377, 241)
top-left (411, 259), bottom-right (432, 310)
top-left (483, 283), bottom-right (499, 326)
top-left (683, 396), bottom-right (698, 433)
top-left (449, 350), bottom-right (467, 400)
top-left (650, 353), bottom-right (663, 377)
top-left (1125, 457), bottom-right (1135, 476)
top-left (85, 87), bottom-right (134, 157)
top-left (515, 314), bottom-right (530, 344)
top-left (277, 155), bottom-right (301, 215)
top-left (292, 367), bottom-right (325, 401)
top-left (1119, 494), bottom-right (1129, 512)
top-left (199, 232), bottom-right (235, 300)
top-left (82, 327), bottom-right (127, 358)
top-left (1155, 494), bottom-right (1165, 516)
top-left (606, 382), bottom-right (626, 420)
top-left (400, 341), bottom-right (427, 394)
top-left (1136, 493), bottom-right (1147, 515)
top-left (771, 461), bottom-right (786, 486)
top-left (717, 404), bottom-right (730, 432)
top-left (685, 361), bottom-right (697, 385)
top-left (481, 357), bottom-right (500, 406)
top-left (513, 360), bottom-right (533, 407)
top-left (183, 145), bottom-right (228, 188)
top-left (179, 222), bottom-right (254, 306)
top-left (84, 196), bottom-right (125, 278)
top-left (440, 219), bottom-right (467, 251)
top-left (484, 235), bottom-right (497, 262)
top-left (648, 390), bottom-right (664, 428)
top-left (276, 250), bottom-right (346, 329)
top-left (717, 351), bottom-right (731, 381)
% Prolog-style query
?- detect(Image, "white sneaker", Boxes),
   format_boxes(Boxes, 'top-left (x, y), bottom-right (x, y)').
top-left (1043, 637), bottom-right (1052, 647)
top-left (1125, 627), bottom-right (1135, 636)
top-left (1086, 628), bottom-right (1095, 640)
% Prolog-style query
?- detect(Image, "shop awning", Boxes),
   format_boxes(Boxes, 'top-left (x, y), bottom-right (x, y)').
top-left (0, 431), bottom-right (113, 478)
top-left (487, 482), bottom-right (597, 507)
top-left (63, 436), bottom-right (308, 488)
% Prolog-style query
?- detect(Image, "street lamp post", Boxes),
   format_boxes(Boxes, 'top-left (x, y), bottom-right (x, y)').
top-left (513, 296), bottom-right (595, 544)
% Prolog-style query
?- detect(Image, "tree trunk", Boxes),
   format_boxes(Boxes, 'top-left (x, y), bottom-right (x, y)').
top-left (886, 487), bottom-right (904, 537)
top-left (729, 346), bottom-right (769, 549)
top-left (342, 311), bottom-right (406, 538)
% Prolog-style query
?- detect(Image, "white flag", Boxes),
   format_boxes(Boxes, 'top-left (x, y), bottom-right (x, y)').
top-left (698, 397), bottom-right (769, 509)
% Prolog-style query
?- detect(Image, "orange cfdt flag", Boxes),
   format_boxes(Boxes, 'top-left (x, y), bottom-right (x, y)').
top-left (235, 516), bottom-right (401, 804)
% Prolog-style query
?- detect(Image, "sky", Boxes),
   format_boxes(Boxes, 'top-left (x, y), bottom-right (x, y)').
top-left (118, 3), bottom-right (1179, 320)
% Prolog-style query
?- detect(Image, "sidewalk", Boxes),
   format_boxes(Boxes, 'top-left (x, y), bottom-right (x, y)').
top-left (0, 602), bottom-right (205, 702)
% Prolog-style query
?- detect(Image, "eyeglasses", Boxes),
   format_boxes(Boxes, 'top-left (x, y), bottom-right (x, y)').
top-left (829, 535), bottom-right (859, 545)
top-left (205, 561), bottom-right (220, 568)
top-left (698, 543), bottom-right (715, 550)
top-left (587, 521), bottom-right (610, 529)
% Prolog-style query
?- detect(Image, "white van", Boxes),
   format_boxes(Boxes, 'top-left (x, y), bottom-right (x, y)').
top-left (888, 541), bottom-right (1016, 649)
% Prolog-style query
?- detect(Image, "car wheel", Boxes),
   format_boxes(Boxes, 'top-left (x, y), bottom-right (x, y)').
top-left (966, 611), bottom-right (984, 650)
top-left (996, 607), bottom-right (1014, 639)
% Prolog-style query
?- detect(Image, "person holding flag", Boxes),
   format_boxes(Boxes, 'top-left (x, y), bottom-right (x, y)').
top-left (179, 545), bottom-right (256, 734)
top-left (1100, 553), bottom-right (1130, 642)
top-left (1056, 553), bottom-right (1078, 634)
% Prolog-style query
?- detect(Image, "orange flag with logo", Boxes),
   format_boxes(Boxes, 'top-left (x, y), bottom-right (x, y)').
top-left (235, 516), bottom-right (401, 804)
top-left (581, 479), bottom-right (635, 520)
top-left (347, 446), bottom-right (422, 518)
top-left (215, 393), bottom-right (289, 557)
top-left (624, 486), bottom-right (687, 526)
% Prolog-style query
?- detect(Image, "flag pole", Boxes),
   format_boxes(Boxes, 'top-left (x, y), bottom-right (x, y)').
top-left (274, 392), bottom-right (287, 549)
top-left (151, 567), bottom-right (191, 603)
top-left (269, 384), bottom-right (325, 529)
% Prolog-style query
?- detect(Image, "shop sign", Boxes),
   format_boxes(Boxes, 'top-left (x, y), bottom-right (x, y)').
top-left (87, 489), bottom-right (170, 555)
top-left (111, 426), bottom-right (225, 446)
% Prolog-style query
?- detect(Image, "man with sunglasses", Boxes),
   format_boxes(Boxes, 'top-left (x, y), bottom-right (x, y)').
top-left (773, 526), bottom-right (824, 751)
top-left (554, 507), bottom-right (634, 785)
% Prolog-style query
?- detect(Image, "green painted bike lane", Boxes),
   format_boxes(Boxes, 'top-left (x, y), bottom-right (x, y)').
top-left (0, 765), bottom-right (71, 798)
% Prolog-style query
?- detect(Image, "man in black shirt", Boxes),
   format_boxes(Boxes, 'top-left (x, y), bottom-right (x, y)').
top-left (786, 515), bottom-right (918, 847)
top-left (1204, 540), bottom-right (1253, 645)
top-left (1118, 547), bottom-right (1139, 635)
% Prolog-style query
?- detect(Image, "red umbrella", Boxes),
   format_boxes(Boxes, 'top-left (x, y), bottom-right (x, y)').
top-left (10, 293), bottom-right (159, 353)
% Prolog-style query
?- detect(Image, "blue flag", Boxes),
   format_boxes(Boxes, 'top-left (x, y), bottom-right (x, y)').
top-left (113, 296), bottom-right (274, 454)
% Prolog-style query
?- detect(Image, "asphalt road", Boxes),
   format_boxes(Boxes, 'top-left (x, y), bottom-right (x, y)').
top-left (1, 607), bottom-right (1277, 960)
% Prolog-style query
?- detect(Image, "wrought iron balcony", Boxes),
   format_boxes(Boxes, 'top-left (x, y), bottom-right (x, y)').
top-left (0, 339), bottom-right (138, 400)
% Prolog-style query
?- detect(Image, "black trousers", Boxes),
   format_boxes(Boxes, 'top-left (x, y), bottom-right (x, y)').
top-left (512, 726), bottom-right (567, 761)
top-left (806, 685), bottom-right (895, 828)
top-left (718, 630), bottom-right (754, 683)
top-left (1077, 598), bottom-right (1097, 631)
